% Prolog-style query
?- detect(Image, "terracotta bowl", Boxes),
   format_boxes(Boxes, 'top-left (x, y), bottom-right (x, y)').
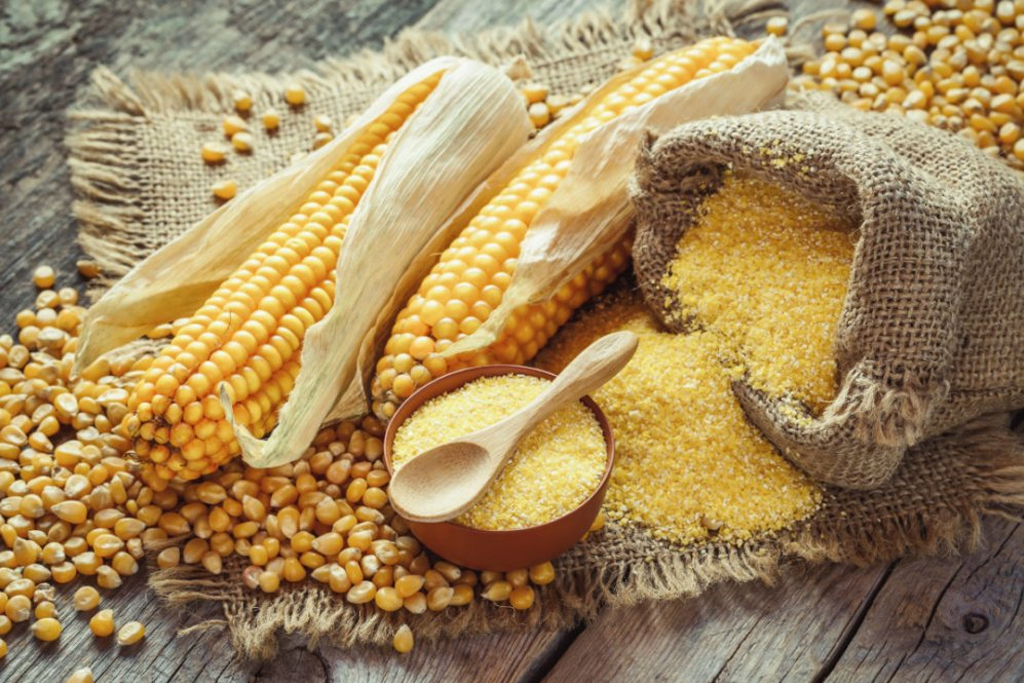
top-left (383, 364), bottom-right (614, 572)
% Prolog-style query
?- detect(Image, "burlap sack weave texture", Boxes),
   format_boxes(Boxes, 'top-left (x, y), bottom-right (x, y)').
top-left (66, 2), bottom-right (1024, 658)
top-left (632, 96), bottom-right (1024, 490)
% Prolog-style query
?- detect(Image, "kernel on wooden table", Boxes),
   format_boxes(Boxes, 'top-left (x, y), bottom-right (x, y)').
top-left (391, 374), bottom-right (606, 530)
top-left (370, 36), bottom-right (757, 419)
top-left (0, 268), bottom-right (158, 665)
top-left (662, 173), bottom-right (856, 414)
top-left (794, 0), bottom-right (1024, 167)
top-left (124, 71), bottom-right (446, 485)
top-left (536, 289), bottom-right (823, 545)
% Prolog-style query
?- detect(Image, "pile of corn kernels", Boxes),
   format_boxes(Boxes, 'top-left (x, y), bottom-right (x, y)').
top-left (790, 1), bottom-right (1024, 167)
top-left (0, 266), bottom-right (583, 669)
top-left (0, 263), bottom-right (154, 672)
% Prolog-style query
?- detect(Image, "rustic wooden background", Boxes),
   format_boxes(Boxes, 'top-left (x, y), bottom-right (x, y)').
top-left (1, 0), bottom-right (1022, 681)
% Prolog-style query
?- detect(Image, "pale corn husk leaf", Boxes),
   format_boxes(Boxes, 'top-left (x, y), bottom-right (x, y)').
top-left (75, 56), bottom-right (464, 372)
top-left (225, 59), bottom-right (533, 468)
top-left (440, 38), bottom-right (789, 358)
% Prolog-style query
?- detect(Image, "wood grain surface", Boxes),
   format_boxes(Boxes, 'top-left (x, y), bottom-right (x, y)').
top-left (1, 1), bottom-right (1022, 681)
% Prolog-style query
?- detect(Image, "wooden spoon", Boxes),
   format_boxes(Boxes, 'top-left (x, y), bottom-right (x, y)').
top-left (388, 330), bottom-right (638, 523)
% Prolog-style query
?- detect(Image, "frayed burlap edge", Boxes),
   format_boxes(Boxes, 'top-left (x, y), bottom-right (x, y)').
top-left (148, 413), bottom-right (1024, 659)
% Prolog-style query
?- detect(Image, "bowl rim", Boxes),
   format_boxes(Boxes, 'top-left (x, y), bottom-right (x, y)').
top-left (382, 363), bottom-right (615, 537)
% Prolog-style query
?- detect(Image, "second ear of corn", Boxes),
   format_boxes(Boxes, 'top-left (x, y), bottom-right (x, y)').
top-left (370, 36), bottom-right (756, 419)
top-left (125, 73), bottom-right (445, 487)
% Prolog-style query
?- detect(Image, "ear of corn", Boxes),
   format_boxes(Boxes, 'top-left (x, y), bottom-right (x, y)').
top-left (125, 76), bottom-right (445, 486)
top-left (371, 36), bottom-right (757, 419)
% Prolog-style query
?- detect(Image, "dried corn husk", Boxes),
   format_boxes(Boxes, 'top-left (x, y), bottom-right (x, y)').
top-left (439, 38), bottom-right (789, 359)
top-left (75, 57), bottom-right (529, 373)
top-left (218, 59), bottom-right (533, 468)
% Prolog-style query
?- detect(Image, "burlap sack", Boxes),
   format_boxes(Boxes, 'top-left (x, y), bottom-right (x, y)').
top-left (66, 2), bottom-right (1024, 658)
top-left (632, 95), bottom-right (1024, 490)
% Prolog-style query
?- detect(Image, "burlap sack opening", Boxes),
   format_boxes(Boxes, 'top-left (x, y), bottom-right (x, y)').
top-left (65, 2), bottom-right (1024, 659)
top-left (632, 95), bottom-right (1024, 490)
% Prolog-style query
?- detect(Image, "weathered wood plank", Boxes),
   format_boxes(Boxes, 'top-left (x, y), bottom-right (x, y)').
top-left (824, 518), bottom-right (1024, 683)
top-left (542, 561), bottom-right (892, 683)
top-left (246, 628), bottom-right (574, 683)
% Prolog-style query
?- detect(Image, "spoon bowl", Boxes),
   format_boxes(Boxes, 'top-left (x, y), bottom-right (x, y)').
top-left (387, 441), bottom-right (493, 523)
top-left (383, 364), bottom-right (614, 571)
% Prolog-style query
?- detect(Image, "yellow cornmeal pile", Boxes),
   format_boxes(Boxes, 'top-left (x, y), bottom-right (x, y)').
top-left (536, 291), bottom-right (822, 546)
top-left (663, 174), bottom-right (857, 414)
top-left (392, 375), bottom-right (606, 530)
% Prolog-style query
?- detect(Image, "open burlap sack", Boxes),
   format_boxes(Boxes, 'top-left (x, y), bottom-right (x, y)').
top-left (66, 2), bottom-right (1024, 658)
top-left (632, 95), bottom-right (1024, 490)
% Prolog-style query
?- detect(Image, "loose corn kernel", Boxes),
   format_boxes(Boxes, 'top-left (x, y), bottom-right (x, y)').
top-left (528, 561), bottom-right (555, 585)
top-left (73, 585), bottom-right (100, 611)
top-left (212, 179), bottom-right (238, 200)
top-left (313, 114), bottom-right (333, 132)
top-left (285, 84), bottom-right (306, 106)
top-left (223, 115), bottom-right (247, 136)
top-left (33, 266), bottom-right (56, 289)
top-left (393, 624), bottom-right (414, 653)
top-left (481, 580), bottom-right (512, 602)
top-left (233, 90), bottom-right (252, 113)
top-left (509, 585), bottom-right (535, 610)
top-left (117, 620), bottom-right (145, 646)
top-left (34, 600), bottom-right (56, 619)
top-left (66, 668), bottom-right (94, 683)
top-left (32, 616), bottom-right (62, 641)
top-left (232, 132), bottom-right (255, 153)
top-left (263, 109), bottom-right (281, 130)
top-left (89, 609), bottom-right (115, 637)
top-left (766, 16), bottom-right (788, 36)
top-left (7, 595), bottom-right (32, 622)
top-left (201, 142), bottom-right (228, 164)
top-left (77, 260), bottom-right (100, 279)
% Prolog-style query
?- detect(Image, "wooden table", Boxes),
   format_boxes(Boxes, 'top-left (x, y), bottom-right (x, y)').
top-left (2, 1), bottom-right (1022, 681)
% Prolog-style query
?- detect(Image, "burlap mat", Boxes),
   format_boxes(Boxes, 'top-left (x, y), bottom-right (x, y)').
top-left (67, 0), bottom-right (1024, 658)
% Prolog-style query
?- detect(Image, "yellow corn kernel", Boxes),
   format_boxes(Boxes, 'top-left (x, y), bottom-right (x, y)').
top-left (201, 143), bottom-right (228, 164)
top-left (32, 616), bottom-right (62, 641)
top-left (233, 90), bottom-right (252, 113)
top-left (393, 624), bottom-right (414, 653)
top-left (89, 609), bottom-right (115, 637)
top-left (66, 668), bottom-right (95, 683)
top-left (223, 115), bottom-right (247, 136)
top-left (73, 585), bottom-right (100, 611)
top-left (509, 585), bottom-right (535, 610)
top-left (33, 266), bottom-right (56, 289)
top-left (117, 620), bottom-right (146, 646)
top-left (212, 179), bottom-right (238, 200)
top-left (285, 84), bottom-right (306, 106)
top-left (263, 109), bottom-right (281, 130)
top-left (6, 595), bottom-right (31, 622)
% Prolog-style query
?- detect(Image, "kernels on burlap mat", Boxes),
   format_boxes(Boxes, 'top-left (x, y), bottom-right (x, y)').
top-left (67, 0), bottom-right (1024, 658)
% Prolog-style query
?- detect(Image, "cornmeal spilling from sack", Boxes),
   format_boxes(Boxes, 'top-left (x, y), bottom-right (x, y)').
top-left (538, 173), bottom-right (858, 544)
top-left (662, 173), bottom-right (857, 414)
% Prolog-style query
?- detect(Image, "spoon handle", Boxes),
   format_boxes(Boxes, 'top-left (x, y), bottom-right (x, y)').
top-left (512, 331), bottom-right (638, 437)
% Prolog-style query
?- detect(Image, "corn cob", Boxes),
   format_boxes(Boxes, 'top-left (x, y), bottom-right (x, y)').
top-left (124, 73), bottom-right (444, 486)
top-left (371, 36), bottom-right (756, 418)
